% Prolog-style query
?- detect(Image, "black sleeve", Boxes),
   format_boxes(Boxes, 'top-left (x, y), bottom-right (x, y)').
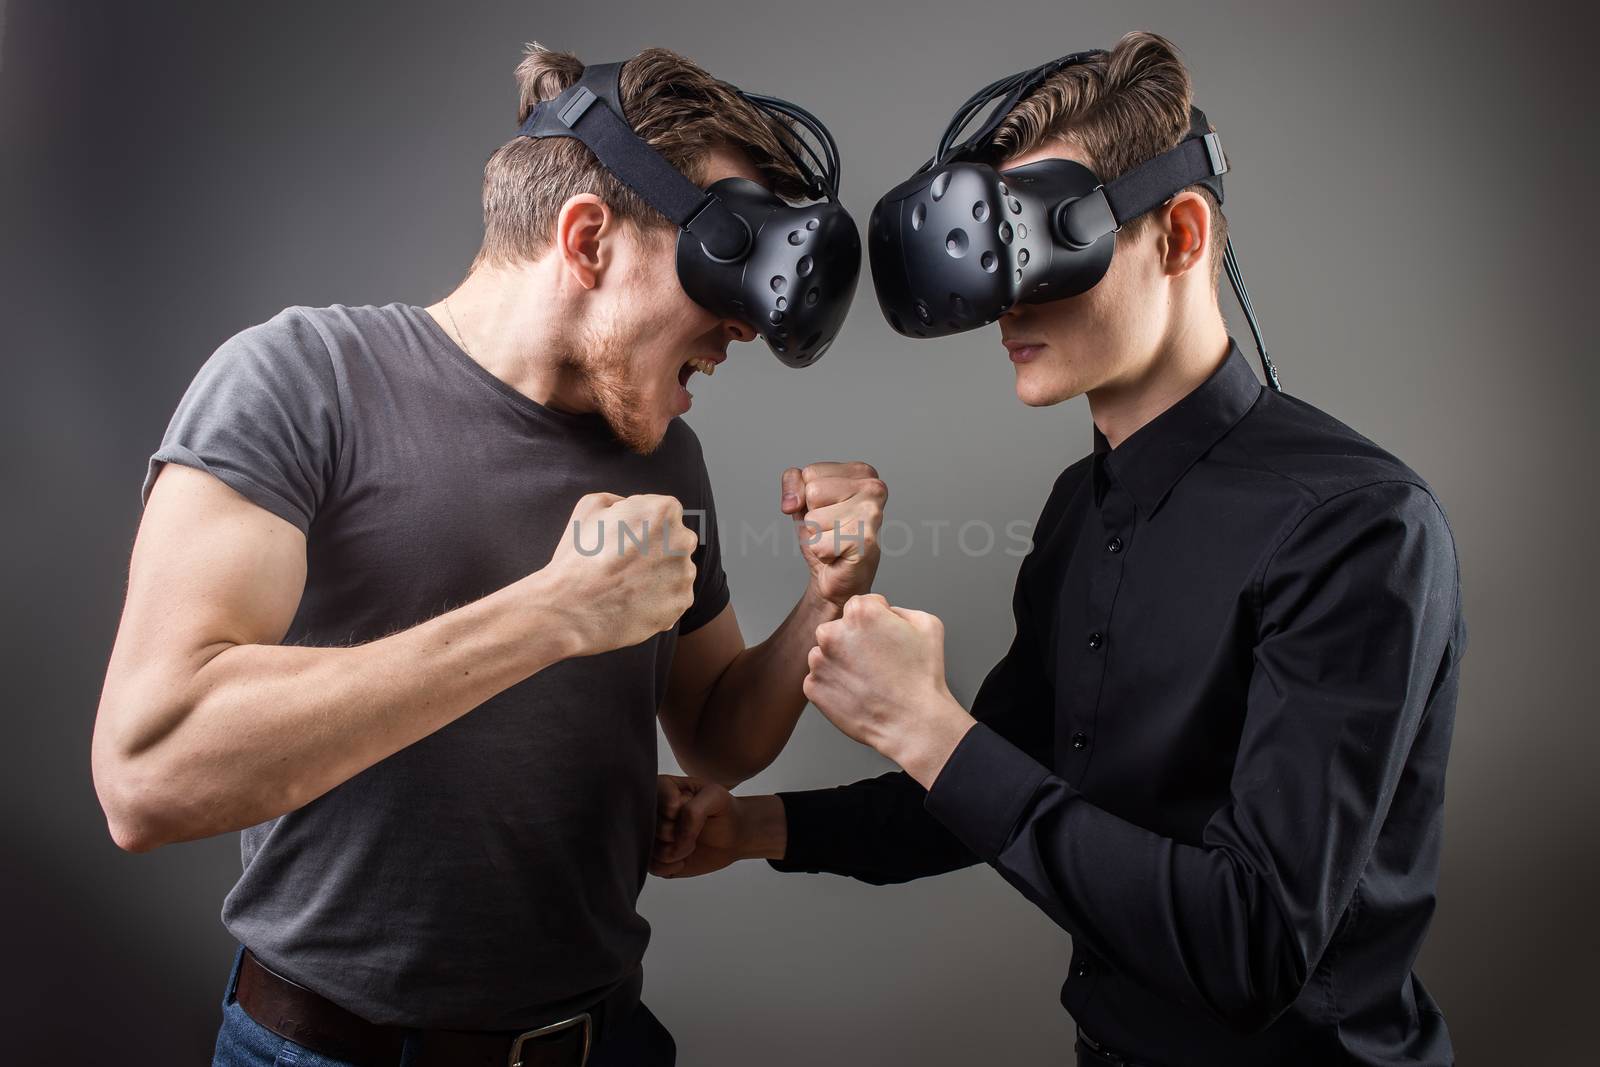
top-left (921, 482), bottom-right (1462, 1031)
top-left (770, 574), bottom-right (1055, 885)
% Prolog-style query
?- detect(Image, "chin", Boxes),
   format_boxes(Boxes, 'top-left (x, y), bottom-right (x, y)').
top-left (624, 418), bottom-right (671, 455)
top-left (1014, 368), bottom-right (1076, 408)
top-left (600, 401), bottom-right (671, 455)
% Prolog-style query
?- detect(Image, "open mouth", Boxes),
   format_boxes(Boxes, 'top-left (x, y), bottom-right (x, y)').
top-left (675, 356), bottom-right (721, 412)
top-left (677, 357), bottom-right (718, 388)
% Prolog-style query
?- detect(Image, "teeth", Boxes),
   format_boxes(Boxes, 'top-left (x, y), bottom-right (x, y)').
top-left (689, 358), bottom-right (716, 377)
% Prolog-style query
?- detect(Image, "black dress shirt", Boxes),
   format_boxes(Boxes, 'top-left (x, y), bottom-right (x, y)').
top-left (773, 344), bottom-right (1464, 1066)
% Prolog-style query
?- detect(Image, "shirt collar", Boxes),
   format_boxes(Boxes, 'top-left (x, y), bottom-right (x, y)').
top-left (1092, 341), bottom-right (1263, 518)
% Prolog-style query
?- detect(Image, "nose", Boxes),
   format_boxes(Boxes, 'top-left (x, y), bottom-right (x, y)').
top-left (723, 318), bottom-right (758, 343)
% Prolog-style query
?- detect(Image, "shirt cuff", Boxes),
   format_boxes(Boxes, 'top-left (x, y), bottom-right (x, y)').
top-left (766, 788), bottom-right (853, 874)
top-left (923, 722), bottom-right (1050, 863)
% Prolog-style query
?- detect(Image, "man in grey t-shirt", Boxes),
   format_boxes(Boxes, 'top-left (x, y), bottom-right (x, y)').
top-left (90, 46), bottom-right (885, 1067)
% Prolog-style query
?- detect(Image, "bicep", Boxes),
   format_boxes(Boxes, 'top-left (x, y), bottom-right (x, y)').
top-left (657, 603), bottom-right (744, 765)
top-left (96, 463), bottom-right (309, 758)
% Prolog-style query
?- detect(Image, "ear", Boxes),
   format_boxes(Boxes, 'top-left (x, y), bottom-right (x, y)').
top-left (1155, 190), bottom-right (1213, 280)
top-left (554, 193), bottom-right (613, 291)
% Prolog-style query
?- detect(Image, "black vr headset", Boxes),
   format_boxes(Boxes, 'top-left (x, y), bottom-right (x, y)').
top-left (868, 50), bottom-right (1280, 389)
top-left (517, 61), bottom-right (861, 368)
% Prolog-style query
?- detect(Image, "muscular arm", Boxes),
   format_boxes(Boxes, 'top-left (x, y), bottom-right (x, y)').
top-left (92, 466), bottom-right (689, 852)
top-left (656, 462), bottom-right (886, 787)
top-left (658, 590), bottom-right (840, 787)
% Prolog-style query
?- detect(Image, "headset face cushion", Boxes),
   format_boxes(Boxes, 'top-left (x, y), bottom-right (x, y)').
top-left (676, 177), bottom-right (861, 367)
top-left (868, 159), bottom-right (1114, 339)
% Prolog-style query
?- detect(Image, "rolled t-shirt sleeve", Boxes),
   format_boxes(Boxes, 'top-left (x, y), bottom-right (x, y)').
top-left (142, 307), bottom-right (344, 534)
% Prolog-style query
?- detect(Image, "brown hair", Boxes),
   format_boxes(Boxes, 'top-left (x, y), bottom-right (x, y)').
top-left (990, 32), bottom-right (1227, 284)
top-left (473, 45), bottom-right (812, 270)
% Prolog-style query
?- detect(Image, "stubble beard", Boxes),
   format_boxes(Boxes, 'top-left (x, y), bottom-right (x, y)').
top-left (564, 321), bottom-right (666, 455)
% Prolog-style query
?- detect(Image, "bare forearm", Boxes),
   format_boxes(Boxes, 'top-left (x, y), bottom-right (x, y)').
top-left (96, 571), bottom-right (573, 849)
top-left (689, 586), bottom-right (841, 784)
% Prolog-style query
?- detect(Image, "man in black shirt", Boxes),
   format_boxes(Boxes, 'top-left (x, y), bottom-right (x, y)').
top-left (653, 34), bottom-right (1462, 1066)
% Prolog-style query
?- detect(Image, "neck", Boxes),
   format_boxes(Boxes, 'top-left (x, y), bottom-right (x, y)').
top-left (424, 262), bottom-right (596, 415)
top-left (1088, 301), bottom-right (1231, 449)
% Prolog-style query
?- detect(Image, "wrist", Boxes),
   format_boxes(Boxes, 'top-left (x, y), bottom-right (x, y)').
top-left (886, 688), bottom-right (977, 790)
top-left (802, 579), bottom-right (847, 620)
top-left (520, 568), bottom-right (587, 664)
top-left (739, 794), bottom-right (788, 861)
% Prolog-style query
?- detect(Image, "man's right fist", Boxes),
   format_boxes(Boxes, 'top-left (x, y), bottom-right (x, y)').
top-left (541, 492), bottom-right (699, 657)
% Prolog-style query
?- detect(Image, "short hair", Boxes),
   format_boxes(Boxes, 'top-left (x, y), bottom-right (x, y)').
top-left (474, 45), bottom-right (812, 270)
top-left (989, 32), bottom-right (1227, 285)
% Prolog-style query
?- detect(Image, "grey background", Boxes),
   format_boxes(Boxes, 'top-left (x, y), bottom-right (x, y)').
top-left (3, 0), bottom-right (1594, 1062)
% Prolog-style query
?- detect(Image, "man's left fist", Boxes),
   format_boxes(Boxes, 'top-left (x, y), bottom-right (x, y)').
top-left (803, 594), bottom-right (974, 786)
top-left (781, 461), bottom-right (887, 606)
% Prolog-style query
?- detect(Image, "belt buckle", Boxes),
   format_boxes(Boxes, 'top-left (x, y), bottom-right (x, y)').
top-left (509, 1012), bottom-right (592, 1067)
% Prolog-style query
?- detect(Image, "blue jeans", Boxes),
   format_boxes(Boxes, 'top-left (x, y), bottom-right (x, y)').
top-left (212, 946), bottom-right (676, 1067)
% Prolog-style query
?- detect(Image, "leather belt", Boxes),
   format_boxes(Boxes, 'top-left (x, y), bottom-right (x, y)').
top-left (235, 949), bottom-right (639, 1067)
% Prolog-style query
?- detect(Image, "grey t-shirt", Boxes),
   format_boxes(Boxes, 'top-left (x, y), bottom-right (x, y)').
top-left (142, 303), bottom-right (729, 1029)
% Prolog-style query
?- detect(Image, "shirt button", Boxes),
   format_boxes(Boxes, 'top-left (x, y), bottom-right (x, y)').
top-left (1075, 958), bottom-right (1093, 977)
top-left (1105, 535), bottom-right (1123, 554)
top-left (1087, 631), bottom-right (1104, 650)
top-left (1071, 732), bottom-right (1088, 750)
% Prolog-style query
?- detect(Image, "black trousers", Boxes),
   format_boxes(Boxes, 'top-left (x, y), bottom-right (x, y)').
top-left (589, 1003), bottom-right (676, 1067)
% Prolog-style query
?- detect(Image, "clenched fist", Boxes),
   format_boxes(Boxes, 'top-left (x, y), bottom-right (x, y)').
top-left (803, 594), bottom-right (977, 788)
top-left (780, 462), bottom-right (887, 606)
top-left (651, 774), bottom-right (786, 878)
top-left (540, 492), bottom-right (698, 657)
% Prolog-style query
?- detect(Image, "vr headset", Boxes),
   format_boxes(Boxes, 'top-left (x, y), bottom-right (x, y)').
top-left (517, 61), bottom-right (860, 368)
top-left (868, 50), bottom-right (1280, 389)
